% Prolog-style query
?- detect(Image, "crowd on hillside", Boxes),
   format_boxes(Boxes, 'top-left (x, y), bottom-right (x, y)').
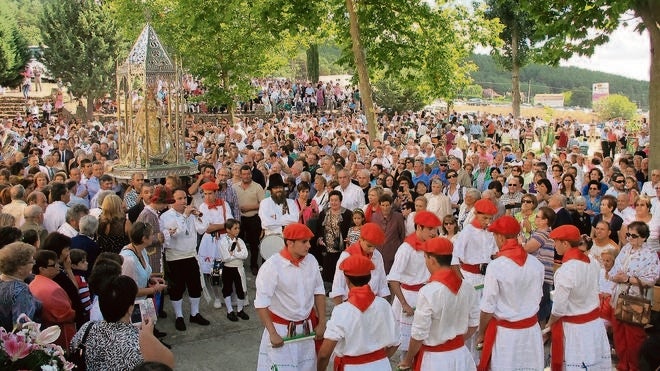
top-left (0, 76), bottom-right (658, 370)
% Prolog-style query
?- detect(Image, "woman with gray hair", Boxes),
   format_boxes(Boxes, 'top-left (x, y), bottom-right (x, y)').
top-left (457, 188), bottom-right (481, 230)
top-left (71, 215), bottom-right (101, 276)
top-left (0, 242), bottom-right (39, 330)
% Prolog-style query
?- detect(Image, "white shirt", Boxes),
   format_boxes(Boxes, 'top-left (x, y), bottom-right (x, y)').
top-left (552, 258), bottom-right (601, 316)
top-left (330, 250), bottom-right (390, 301)
top-left (254, 253), bottom-right (324, 321)
top-left (480, 254), bottom-right (544, 321)
top-left (3, 199), bottom-right (26, 227)
top-left (641, 181), bottom-right (657, 198)
top-left (425, 193), bottom-right (453, 220)
top-left (160, 208), bottom-right (208, 261)
top-left (324, 297), bottom-right (399, 356)
top-left (411, 279), bottom-right (479, 345)
top-left (57, 222), bottom-right (78, 238)
top-left (218, 234), bottom-right (248, 268)
top-left (43, 201), bottom-right (68, 233)
top-left (258, 197), bottom-right (299, 236)
top-left (451, 223), bottom-right (498, 265)
top-left (387, 240), bottom-right (429, 286)
top-left (335, 182), bottom-right (365, 211)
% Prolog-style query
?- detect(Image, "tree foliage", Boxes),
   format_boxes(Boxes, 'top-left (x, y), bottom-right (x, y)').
top-left (0, 2), bottom-right (30, 88)
top-left (40, 0), bottom-right (120, 118)
top-left (593, 94), bottom-right (638, 120)
top-left (373, 77), bottom-right (425, 113)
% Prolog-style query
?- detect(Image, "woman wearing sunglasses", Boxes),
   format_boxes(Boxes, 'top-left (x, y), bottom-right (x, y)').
top-left (608, 221), bottom-right (660, 371)
top-left (620, 196), bottom-right (659, 253)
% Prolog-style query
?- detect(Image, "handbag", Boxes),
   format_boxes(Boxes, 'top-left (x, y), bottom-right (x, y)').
top-left (68, 322), bottom-right (95, 370)
top-left (614, 279), bottom-right (652, 327)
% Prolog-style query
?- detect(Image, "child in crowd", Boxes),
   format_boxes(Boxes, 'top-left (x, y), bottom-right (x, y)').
top-left (217, 219), bottom-right (249, 322)
top-left (70, 249), bottom-right (91, 320)
top-left (346, 208), bottom-right (365, 245)
top-left (598, 248), bottom-right (618, 330)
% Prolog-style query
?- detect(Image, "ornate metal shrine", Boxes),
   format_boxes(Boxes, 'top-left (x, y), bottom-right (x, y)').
top-left (111, 24), bottom-right (197, 180)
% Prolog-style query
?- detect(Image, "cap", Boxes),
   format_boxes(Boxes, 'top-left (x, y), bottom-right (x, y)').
top-left (549, 225), bottom-right (581, 242)
top-left (423, 237), bottom-right (453, 255)
top-left (283, 223), bottom-right (315, 241)
top-left (414, 211), bottom-right (442, 228)
top-left (340, 255), bottom-right (375, 276)
top-left (360, 223), bottom-right (385, 245)
top-left (474, 199), bottom-right (498, 215)
top-left (487, 215), bottom-right (521, 236)
top-left (200, 181), bottom-right (219, 191)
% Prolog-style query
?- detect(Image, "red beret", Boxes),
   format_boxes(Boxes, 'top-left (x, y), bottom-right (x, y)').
top-left (549, 225), bottom-right (581, 242)
top-left (150, 186), bottom-right (174, 204)
top-left (414, 211), bottom-right (442, 228)
top-left (424, 237), bottom-right (453, 255)
top-left (200, 181), bottom-right (219, 191)
top-left (474, 199), bottom-right (498, 215)
top-left (283, 223), bottom-right (315, 241)
top-left (339, 255), bottom-right (375, 276)
top-left (360, 223), bottom-right (385, 245)
top-left (488, 215), bottom-right (521, 236)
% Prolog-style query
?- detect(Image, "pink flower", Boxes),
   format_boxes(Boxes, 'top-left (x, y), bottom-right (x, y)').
top-left (3, 333), bottom-right (32, 361)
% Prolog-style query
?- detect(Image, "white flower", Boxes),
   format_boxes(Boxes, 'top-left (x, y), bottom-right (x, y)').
top-left (41, 364), bottom-right (57, 371)
top-left (36, 326), bottom-right (61, 345)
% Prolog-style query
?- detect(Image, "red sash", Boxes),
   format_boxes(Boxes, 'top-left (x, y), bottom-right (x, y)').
top-left (414, 335), bottom-right (465, 371)
top-left (269, 309), bottom-right (321, 353)
top-left (401, 283), bottom-right (425, 291)
top-left (550, 308), bottom-right (599, 371)
top-left (459, 262), bottom-right (481, 274)
top-left (599, 293), bottom-right (613, 321)
top-left (334, 348), bottom-right (387, 371)
top-left (477, 315), bottom-right (538, 371)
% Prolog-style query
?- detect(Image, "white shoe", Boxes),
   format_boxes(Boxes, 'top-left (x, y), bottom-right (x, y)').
top-left (213, 299), bottom-right (222, 309)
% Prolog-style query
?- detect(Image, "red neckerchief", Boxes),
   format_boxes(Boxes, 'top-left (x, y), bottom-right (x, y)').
top-left (345, 242), bottom-right (371, 258)
top-left (561, 247), bottom-right (590, 264)
top-left (471, 217), bottom-right (485, 230)
top-left (347, 285), bottom-right (376, 312)
top-left (206, 198), bottom-right (224, 210)
top-left (496, 239), bottom-right (527, 266)
top-left (364, 204), bottom-right (380, 223)
top-left (279, 248), bottom-right (304, 267)
top-left (404, 233), bottom-right (424, 251)
top-left (429, 268), bottom-right (462, 294)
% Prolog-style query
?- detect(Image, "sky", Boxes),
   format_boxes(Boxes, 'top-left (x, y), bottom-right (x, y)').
top-left (560, 23), bottom-right (650, 81)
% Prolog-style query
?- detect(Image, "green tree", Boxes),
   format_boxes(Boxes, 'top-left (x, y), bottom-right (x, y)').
top-left (524, 0), bottom-right (660, 169)
top-left (0, 4), bottom-right (30, 88)
top-left (40, 0), bottom-right (120, 118)
top-left (373, 77), bottom-right (425, 113)
top-left (485, 0), bottom-right (536, 118)
top-left (562, 91), bottom-right (573, 106)
top-left (593, 94), bottom-right (638, 120)
top-left (462, 84), bottom-right (484, 98)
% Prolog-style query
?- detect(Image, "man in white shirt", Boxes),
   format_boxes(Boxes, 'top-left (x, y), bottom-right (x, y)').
top-left (3, 185), bottom-right (27, 227)
top-left (57, 204), bottom-right (89, 238)
top-left (641, 168), bottom-right (659, 198)
top-left (258, 174), bottom-right (299, 236)
top-left (335, 169), bottom-right (365, 211)
top-left (43, 182), bottom-right (70, 233)
top-left (161, 189), bottom-right (210, 331)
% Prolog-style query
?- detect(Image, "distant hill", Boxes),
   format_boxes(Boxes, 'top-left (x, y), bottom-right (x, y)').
top-left (468, 53), bottom-right (649, 109)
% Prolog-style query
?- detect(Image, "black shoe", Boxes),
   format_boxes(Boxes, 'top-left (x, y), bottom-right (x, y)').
top-left (237, 310), bottom-right (249, 320)
top-left (227, 312), bottom-right (239, 322)
top-left (175, 317), bottom-right (186, 331)
top-left (153, 327), bottom-right (167, 338)
top-left (189, 313), bottom-right (210, 326)
top-left (158, 310), bottom-right (168, 319)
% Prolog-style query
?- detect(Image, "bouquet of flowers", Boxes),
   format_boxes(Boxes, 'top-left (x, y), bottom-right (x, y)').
top-left (0, 314), bottom-right (73, 371)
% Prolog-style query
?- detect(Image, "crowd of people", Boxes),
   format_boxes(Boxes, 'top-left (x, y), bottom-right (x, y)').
top-left (0, 77), bottom-right (658, 370)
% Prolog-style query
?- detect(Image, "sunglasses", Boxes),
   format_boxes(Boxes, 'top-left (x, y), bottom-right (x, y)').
top-left (613, 180), bottom-right (624, 183)
top-left (508, 184), bottom-right (518, 187)
top-left (522, 199), bottom-right (534, 204)
top-left (447, 174), bottom-right (457, 179)
top-left (444, 221), bottom-right (456, 225)
top-left (626, 233), bottom-right (641, 239)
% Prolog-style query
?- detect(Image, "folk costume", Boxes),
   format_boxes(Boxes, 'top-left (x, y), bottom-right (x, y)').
top-left (255, 224), bottom-right (325, 371)
top-left (387, 211), bottom-right (441, 353)
top-left (198, 182), bottom-right (233, 275)
top-left (478, 216), bottom-right (545, 371)
top-left (410, 237), bottom-right (478, 371)
top-left (324, 255), bottom-right (399, 370)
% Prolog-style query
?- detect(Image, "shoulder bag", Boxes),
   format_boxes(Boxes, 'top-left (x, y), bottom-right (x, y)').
top-left (68, 322), bottom-right (95, 370)
top-left (614, 279), bottom-right (652, 327)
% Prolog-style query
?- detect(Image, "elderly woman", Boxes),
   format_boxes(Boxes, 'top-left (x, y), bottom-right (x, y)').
top-left (362, 185), bottom-right (383, 223)
top-left (312, 175), bottom-right (329, 211)
top-left (70, 275), bottom-right (175, 370)
top-left (457, 188), bottom-right (481, 230)
top-left (609, 221), bottom-right (660, 371)
top-left (515, 193), bottom-right (538, 242)
top-left (0, 242), bottom-right (39, 331)
top-left (621, 196), bottom-right (659, 252)
top-left (120, 222), bottom-right (167, 300)
top-left (29, 249), bottom-right (76, 348)
top-left (316, 190), bottom-right (353, 283)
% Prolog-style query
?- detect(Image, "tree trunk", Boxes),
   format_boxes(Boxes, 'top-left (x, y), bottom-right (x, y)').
top-left (637, 4), bottom-right (659, 170)
top-left (511, 22), bottom-right (521, 119)
top-left (345, 0), bottom-right (377, 141)
top-left (306, 44), bottom-right (319, 83)
top-left (222, 72), bottom-right (236, 125)
top-left (86, 95), bottom-right (94, 121)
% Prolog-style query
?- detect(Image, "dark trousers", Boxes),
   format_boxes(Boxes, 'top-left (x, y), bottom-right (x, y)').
top-left (166, 257), bottom-right (202, 300)
top-left (322, 251), bottom-right (341, 283)
top-left (601, 140), bottom-right (610, 157)
top-left (240, 215), bottom-right (262, 269)
top-left (221, 266), bottom-right (245, 299)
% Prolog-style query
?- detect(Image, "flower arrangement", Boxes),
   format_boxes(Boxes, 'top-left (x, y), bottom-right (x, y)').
top-left (0, 314), bottom-right (74, 371)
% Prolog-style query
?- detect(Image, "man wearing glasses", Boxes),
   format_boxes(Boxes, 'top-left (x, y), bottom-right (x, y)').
top-left (605, 173), bottom-right (626, 197)
top-left (500, 176), bottom-right (524, 215)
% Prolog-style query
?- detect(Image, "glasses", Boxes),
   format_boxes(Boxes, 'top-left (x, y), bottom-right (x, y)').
top-left (439, 164), bottom-right (447, 167)
top-left (444, 221), bottom-right (456, 225)
top-left (522, 199), bottom-right (534, 204)
top-left (626, 233), bottom-right (641, 239)
top-left (377, 177), bottom-right (385, 181)
top-left (589, 187), bottom-right (599, 191)
top-left (635, 203), bottom-right (648, 207)
top-left (508, 184), bottom-right (518, 187)
top-left (447, 174), bottom-right (457, 179)
top-left (613, 180), bottom-right (624, 183)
